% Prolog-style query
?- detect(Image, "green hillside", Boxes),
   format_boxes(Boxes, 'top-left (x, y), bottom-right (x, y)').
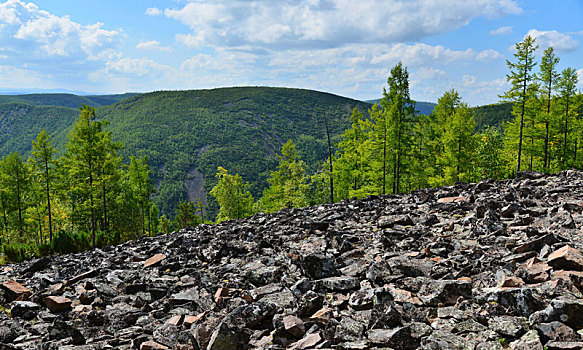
top-left (0, 93), bottom-right (139, 109)
top-left (471, 102), bottom-right (513, 130)
top-left (98, 87), bottom-right (371, 217)
top-left (366, 99), bottom-right (436, 115)
top-left (0, 103), bottom-right (76, 156)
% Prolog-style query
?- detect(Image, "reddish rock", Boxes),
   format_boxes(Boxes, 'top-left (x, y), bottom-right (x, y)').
top-left (551, 270), bottom-right (583, 288)
top-left (44, 296), bottom-right (72, 312)
top-left (500, 276), bottom-right (525, 288)
top-left (437, 196), bottom-right (467, 203)
top-left (288, 332), bottom-right (322, 350)
top-left (390, 289), bottom-right (422, 305)
top-left (49, 282), bottom-right (64, 295)
top-left (310, 307), bottom-right (333, 322)
top-left (140, 340), bottom-right (169, 350)
top-left (517, 258), bottom-right (552, 283)
top-left (214, 287), bottom-right (230, 306)
top-left (1, 280), bottom-right (31, 301)
top-left (547, 246), bottom-right (583, 271)
top-left (283, 315), bottom-right (305, 338)
top-left (165, 315), bottom-right (183, 326)
top-left (183, 311), bottom-right (208, 327)
top-left (65, 269), bottom-right (97, 286)
top-left (144, 253), bottom-right (166, 268)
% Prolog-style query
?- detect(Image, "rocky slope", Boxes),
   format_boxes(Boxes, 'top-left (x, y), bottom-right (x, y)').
top-left (2, 171), bottom-right (583, 349)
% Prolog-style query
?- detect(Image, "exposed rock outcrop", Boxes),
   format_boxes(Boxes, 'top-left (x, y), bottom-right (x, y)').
top-left (2, 170), bottom-right (583, 349)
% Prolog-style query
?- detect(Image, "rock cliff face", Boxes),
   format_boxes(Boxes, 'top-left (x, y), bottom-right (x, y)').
top-left (2, 171), bottom-right (583, 349)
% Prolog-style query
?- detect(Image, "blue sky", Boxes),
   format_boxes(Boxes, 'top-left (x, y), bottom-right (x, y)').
top-left (0, 0), bottom-right (581, 105)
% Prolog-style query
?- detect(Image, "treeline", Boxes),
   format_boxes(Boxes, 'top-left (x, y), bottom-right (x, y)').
top-left (1, 105), bottom-right (157, 261)
top-left (209, 36), bottom-right (582, 222)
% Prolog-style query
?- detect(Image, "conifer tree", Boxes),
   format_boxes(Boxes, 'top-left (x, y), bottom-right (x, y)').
top-left (0, 153), bottom-right (31, 237)
top-left (538, 47), bottom-right (560, 171)
top-left (333, 107), bottom-right (371, 200)
top-left (557, 67), bottom-right (578, 168)
top-left (501, 35), bottom-right (538, 174)
top-left (210, 166), bottom-right (254, 222)
top-left (370, 62), bottom-right (415, 194)
top-left (31, 130), bottom-right (57, 244)
top-left (429, 90), bottom-right (463, 186)
top-left (442, 104), bottom-right (476, 183)
top-left (257, 140), bottom-right (309, 212)
top-left (63, 105), bottom-right (109, 248)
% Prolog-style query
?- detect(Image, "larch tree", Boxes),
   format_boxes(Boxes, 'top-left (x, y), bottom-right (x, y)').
top-left (63, 104), bottom-right (108, 248)
top-left (0, 153), bottom-right (31, 237)
top-left (210, 166), bottom-right (254, 223)
top-left (257, 139), bottom-right (309, 212)
top-left (556, 67), bottom-right (578, 168)
top-left (501, 35), bottom-right (538, 175)
top-left (385, 62), bottom-right (415, 193)
top-left (538, 47), bottom-right (560, 171)
top-left (31, 130), bottom-right (57, 245)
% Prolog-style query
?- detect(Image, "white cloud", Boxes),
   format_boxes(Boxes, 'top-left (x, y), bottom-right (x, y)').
top-left (526, 29), bottom-right (579, 52)
top-left (136, 40), bottom-right (172, 52)
top-left (164, 0), bottom-right (522, 49)
top-left (413, 67), bottom-right (446, 80)
top-left (105, 58), bottom-right (169, 77)
top-left (1, 0), bottom-right (121, 64)
top-left (577, 69), bottom-right (583, 89)
top-left (490, 26), bottom-right (512, 35)
top-left (370, 43), bottom-right (502, 66)
top-left (145, 7), bottom-right (162, 16)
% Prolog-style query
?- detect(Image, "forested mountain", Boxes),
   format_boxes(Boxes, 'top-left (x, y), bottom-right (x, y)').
top-left (366, 99), bottom-right (437, 116)
top-left (0, 93), bottom-right (138, 109)
top-left (472, 102), bottom-right (513, 130)
top-left (98, 87), bottom-right (371, 217)
top-left (0, 87), bottom-right (517, 219)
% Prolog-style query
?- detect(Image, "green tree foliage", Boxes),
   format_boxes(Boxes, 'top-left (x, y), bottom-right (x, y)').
top-left (257, 140), bottom-right (309, 212)
top-left (501, 35), bottom-right (538, 174)
top-left (538, 47), bottom-right (560, 171)
top-left (556, 67), bottom-right (579, 168)
top-left (333, 107), bottom-right (371, 201)
top-left (63, 105), bottom-right (109, 247)
top-left (0, 152), bottom-right (31, 237)
top-left (210, 167), bottom-right (254, 222)
top-left (369, 62), bottom-right (415, 194)
top-left (175, 200), bottom-right (203, 229)
top-left (442, 104), bottom-right (476, 183)
top-left (31, 130), bottom-right (57, 245)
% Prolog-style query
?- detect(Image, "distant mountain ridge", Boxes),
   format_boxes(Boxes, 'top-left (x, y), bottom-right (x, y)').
top-left (0, 93), bottom-right (140, 109)
top-left (365, 99), bottom-right (437, 116)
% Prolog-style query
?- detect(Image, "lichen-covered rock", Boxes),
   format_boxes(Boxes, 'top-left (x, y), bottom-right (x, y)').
top-left (3, 171), bottom-right (583, 348)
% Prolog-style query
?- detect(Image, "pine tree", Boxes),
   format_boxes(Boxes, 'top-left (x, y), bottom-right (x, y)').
top-left (210, 167), bottom-right (254, 222)
top-left (501, 35), bottom-right (538, 174)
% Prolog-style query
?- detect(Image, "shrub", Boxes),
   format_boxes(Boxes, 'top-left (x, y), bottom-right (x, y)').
top-left (2, 242), bottom-right (34, 263)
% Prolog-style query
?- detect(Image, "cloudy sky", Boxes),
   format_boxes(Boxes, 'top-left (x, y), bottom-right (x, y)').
top-left (0, 0), bottom-right (581, 105)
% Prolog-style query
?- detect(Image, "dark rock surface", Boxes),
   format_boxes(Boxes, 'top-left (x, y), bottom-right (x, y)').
top-left (3, 170), bottom-right (583, 349)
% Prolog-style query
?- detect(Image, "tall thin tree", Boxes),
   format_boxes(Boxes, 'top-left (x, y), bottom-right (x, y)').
top-left (501, 35), bottom-right (538, 174)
